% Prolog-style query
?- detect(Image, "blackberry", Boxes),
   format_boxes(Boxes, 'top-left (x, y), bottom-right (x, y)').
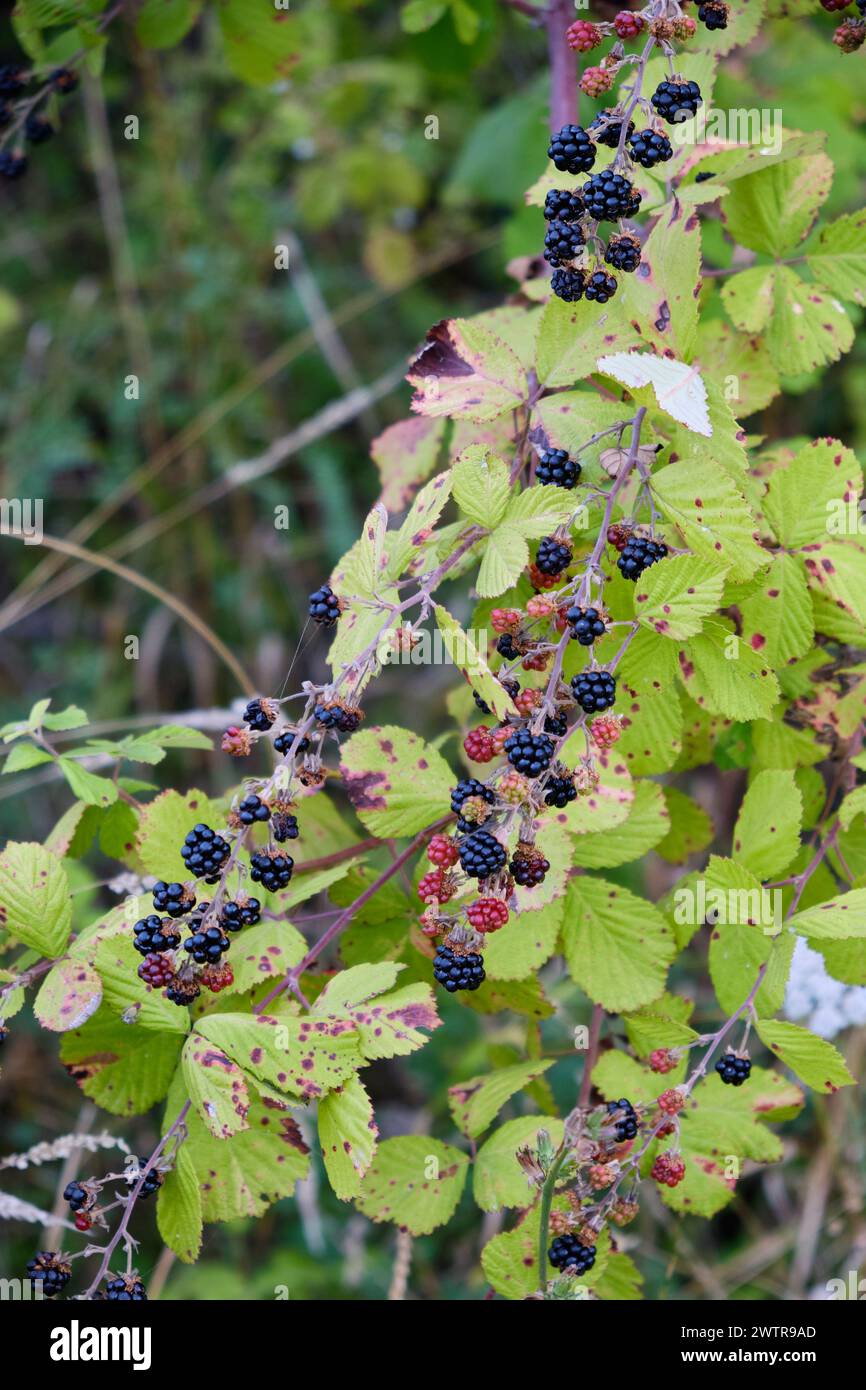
top-left (308, 583), bottom-right (341, 627)
top-left (0, 65), bottom-right (28, 95)
top-left (250, 850), bottom-right (294, 892)
top-left (698, 0), bottom-right (728, 29)
top-left (433, 944), bottom-right (485, 993)
top-left (166, 975), bottom-right (200, 1006)
top-left (220, 897), bottom-right (262, 931)
top-left (607, 1097), bottom-right (638, 1141)
top-left (584, 269), bottom-right (618, 304)
top-left (274, 728), bottom-right (311, 756)
top-left (628, 128), bottom-right (673, 168)
top-left (104, 1275), bottom-right (147, 1301)
top-left (25, 114), bottom-right (52, 144)
top-left (544, 217), bottom-right (585, 266)
top-left (474, 677), bottom-right (519, 715)
top-left (151, 880), bottom-right (190, 917)
top-left (496, 633), bottom-right (520, 660)
top-left (588, 111), bottom-right (635, 149)
top-left (551, 267), bottom-right (586, 303)
top-left (715, 1052), bottom-right (751, 1086)
top-left (237, 793), bottom-right (271, 825)
top-left (132, 915), bottom-right (181, 956)
top-left (547, 123), bottom-right (597, 174)
top-left (548, 1234), bottom-right (596, 1274)
top-left (272, 808), bottom-right (299, 842)
top-left (650, 79), bottom-right (702, 125)
top-left (617, 535), bottom-right (668, 581)
top-left (536, 536), bottom-right (572, 576)
top-left (605, 234), bottom-right (641, 272)
top-left (537, 447), bottom-right (581, 489)
top-left (138, 953), bottom-right (176, 988)
top-left (26, 1252), bottom-right (71, 1297)
top-left (458, 830), bottom-right (506, 878)
top-left (314, 701), bottom-right (361, 733)
top-left (0, 151), bottom-right (28, 180)
top-left (184, 924), bottom-right (230, 964)
top-left (544, 710), bottom-right (568, 737)
top-left (63, 1181), bottom-right (88, 1213)
top-left (242, 697), bottom-right (276, 731)
top-left (51, 67), bottom-right (79, 94)
top-left (504, 729), bottom-right (555, 777)
top-left (582, 171), bottom-right (640, 222)
top-left (544, 775), bottom-right (577, 808)
top-left (126, 1161), bottom-right (163, 1199)
top-left (510, 846), bottom-right (550, 886)
top-left (180, 823), bottom-right (231, 882)
top-left (543, 188), bottom-right (584, 222)
top-left (567, 605), bottom-right (606, 646)
top-left (571, 670), bottom-right (616, 713)
top-left (451, 778), bottom-right (496, 831)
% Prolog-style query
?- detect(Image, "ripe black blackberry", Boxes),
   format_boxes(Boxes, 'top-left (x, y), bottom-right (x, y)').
top-left (237, 793), bottom-right (270, 825)
top-left (496, 633), bottom-right (520, 660)
top-left (698, 0), bottom-right (728, 29)
top-left (26, 1252), bottom-right (71, 1297)
top-left (166, 973), bottom-right (200, 1006)
top-left (151, 880), bottom-right (191, 917)
top-left (126, 1161), bottom-right (163, 1199)
top-left (547, 123), bottom-right (597, 174)
top-left (584, 269), bottom-right (618, 304)
top-left (651, 79), bottom-right (702, 125)
top-left (0, 65), bottom-right (28, 95)
top-left (715, 1052), bottom-right (751, 1086)
top-left (588, 111), bottom-right (635, 148)
top-left (581, 171), bottom-right (640, 222)
top-left (548, 1234), bottom-right (596, 1274)
top-left (550, 267), bottom-right (586, 303)
top-left (433, 944), bottom-right (485, 992)
top-left (180, 823), bottom-right (231, 882)
top-left (104, 1274), bottom-right (147, 1301)
top-left (308, 583), bottom-right (341, 627)
top-left (474, 677), bottom-right (519, 715)
top-left (272, 808), bottom-right (300, 842)
top-left (51, 67), bottom-right (79, 94)
top-left (566, 605), bottom-right (606, 646)
top-left (250, 850), bottom-right (294, 891)
top-left (184, 923), bottom-right (230, 964)
top-left (510, 845), bottom-right (550, 886)
top-left (138, 953), bottom-right (176, 987)
top-left (63, 1181), bottom-right (88, 1212)
top-left (314, 701), bottom-right (361, 733)
top-left (544, 217), bottom-right (585, 266)
top-left (25, 114), bottom-right (52, 143)
top-left (536, 536), bottom-right (572, 576)
top-left (451, 778), bottom-right (496, 831)
top-left (571, 670), bottom-right (616, 713)
top-left (458, 829), bottom-right (507, 878)
top-left (504, 729), bottom-right (555, 776)
top-left (617, 535), bottom-right (668, 581)
top-left (543, 188), bottom-right (584, 222)
top-left (132, 915), bottom-right (181, 956)
top-left (607, 1097), bottom-right (638, 1141)
top-left (242, 697), bottom-right (276, 731)
top-left (544, 710), bottom-right (568, 737)
top-left (605, 234), bottom-right (641, 273)
top-left (544, 775), bottom-right (577, 808)
top-left (628, 128), bottom-right (673, 167)
top-left (537, 447), bottom-right (582, 489)
top-left (220, 897), bottom-right (262, 931)
top-left (274, 728), bottom-right (311, 756)
top-left (0, 151), bottom-right (28, 179)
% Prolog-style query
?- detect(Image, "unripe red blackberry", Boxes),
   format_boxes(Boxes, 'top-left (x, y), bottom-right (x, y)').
top-left (589, 715), bottom-right (622, 750)
top-left (515, 688), bottom-right (542, 716)
top-left (566, 18), bottom-right (603, 51)
top-left (652, 1152), bottom-right (686, 1187)
top-left (658, 1088), bottom-right (686, 1116)
top-left (672, 15), bottom-right (697, 38)
top-left (649, 1047), bottom-right (678, 1074)
top-left (588, 1162), bottom-right (617, 1190)
top-left (428, 834), bottom-right (459, 868)
top-left (609, 1197), bottom-right (639, 1226)
top-left (527, 562), bottom-right (561, 591)
top-left (821, 0), bottom-right (853, 8)
top-left (464, 726), bottom-right (496, 763)
top-left (491, 607), bottom-right (523, 634)
top-left (418, 868), bottom-right (455, 904)
top-left (833, 16), bottom-right (866, 48)
top-left (201, 962), bottom-right (234, 993)
top-left (222, 725), bottom-right (252, 756)
top-left (498, 769), bottom-right (531, 805)
top-left (607, 522), bottom-right (632, 552)
top-left (527, 594), bottom-right (555, 619)
top-left (614, 10), bottom-right (645, 39)
top-left (466, 896), bottom-right (509, 932)
top-left (138, 953), bottom-right (176, 988)
top-left (521, 649), bottom-right (550, 672)
top-left (580, 65), bottom-right (614, 99)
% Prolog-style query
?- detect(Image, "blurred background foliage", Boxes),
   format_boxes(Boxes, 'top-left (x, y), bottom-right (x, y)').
top-left (1, 0), bottom-right (866, 1300)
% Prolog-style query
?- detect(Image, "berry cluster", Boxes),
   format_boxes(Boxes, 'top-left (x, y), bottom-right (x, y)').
top-left (571, 670), bottom-right (617, 714)
top-left (433, 944), bottom-right (486, 992)
top-left (26, 1251), bottom-right (71, 1296)
top-left (617, 535), bottom-right (668, 582)
top-left (715, 1051), bottom-right (752, 1086)
top-left (566, 605), bottom-right (606, 646)
top-left (548, 1234), bottom-right (596, 1274)
top-left (0, 65), bottom-right (78, 182)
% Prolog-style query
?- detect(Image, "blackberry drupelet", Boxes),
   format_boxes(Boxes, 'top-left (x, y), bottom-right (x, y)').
top-left (617, 535), bottom-right (668, 581)
top-left (51, 67), bottom-right (79, 93)
top-left (544, 775), bottom-right (577, 808)
top-left (537, 446), bottom-right (582, 488)
top-left (581, 171), bottom-right (640, 222)
top-left (250, 850), bottom-right (294, 891)
top-left (272, 808), bottom-right (300, 842)
top-left (544, 710), bottom-right (568, 737)
top-left (547, 123), bottom-right (597, 174)
top-left (0, 151), bottom-right (28, 179)
top-left (126, 1161), bottom-right (162, 1199)
top-left (166, 976), bottom-right (200, 1006)
top-left (0, 65), bottom-right (27, 94)
top-left (543, 188), bottom-right (584, 222)
top-left (433, 944), bottom-right (485, 992)
top-left (566, 605), bottom-right (606, 646)
top-left (504, 729), bottom-right (555, 776)
top-left (25, 114), bottom-right (52, 143)
top-left (605, 234), bottom-right (641, 272)
top-left (458, 830), bottom-right (507, 878)
top-left (308, 583), bottom-right (341, 626)
top-left (63, 1181), bottom-right (88, 1212)
top-left (571, 670), bottom-right (616, 713)
top-left (584, 269), bottom-right (618, 303)
top-left (180, 823), bottom-right (231, 882)
top-left (628, 128), bottom-right (673, 167)
top-left (510, 846), bottom-right (550, 886)
top-left (536, 536), bottom-right (572, 575)
top-left (698, 0), bottom-right (728, 28)
top-left (715, 1052), bottom-right (751, 1086)
top-left (607, 1097), bottom-right (638, 1141)
top-left (132, 915), bottom-right (181, 956)
top-left (544, 217), bottom-right (585, 266)
top-left (548, 1234), bottom-right (596, 1274)
top-left (314, 701), bottom-right (361, 733)
top-left (650, 79), bottom-right (702, 124)
top-left (496, 633), bottom-right (520, 660)
top-left (237, 793), bottom-right (271, 825)
top-left (551, 267), bottom-right (586, 303)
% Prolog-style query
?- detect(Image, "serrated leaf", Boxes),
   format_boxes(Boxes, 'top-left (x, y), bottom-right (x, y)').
top-left (599, 351), bottom-right (710, 436)
top-left (722, 153), bottom-right (833, 257)
top-left (156, 1145), bottom-right (202, 1264)
top-left (806, 208), bottom-right (866, 308)
top-left (0, 841), bottom-right (71, 957)
top-left (651, 459), bottom-right (766, 582)
top-left (407, 318), bottom-right (526, 421)
top-left (483, 1206), bottom-right (610, 1299)
top-left (34, 960), bottom-right (102, 1032)
top-left (2, 742), bottom-right (53, 774)
top-left (740, 552), bottom-right (814, 666)
top-left (340, 981), bottom-right (441, 1061)
top-left (371, 415), bottom-right (446, 511)
top-left (354, 1136), bottom-right (469, 1234)
top-left (767, 267), bottom-right (854, 375)
top-left (135, 788), bottom-right (225, 880)
top-left (733, 769), bottom-right (802, 879)
top-left (679, 621), bottom-right (780, 721)
top-left (312, 963), bottom-right (403, 1013)
top-left (570, 780), bottom-right (669, 870)
top-left (451, 444), bottom-right (510, 527)
top-left (58, 757), bottom-right (117, 808)
top-left (218, 0), bottom-right (300, 86)
top-left (95, 934), bottom-right (190, 1034)
top-left (501, 484), bottom-right (576, 539)
top-left (318, 1074), bottom-right (378, 1200)
top-left (535, 296), bottom-right (641, 388)
top-left (433, 603), bottom-right (518, 720)
top-left (482, 899), bottom-right (562, 982)
top-left (615, 200), bottom-right (701, 358)
top-left (801, 538), bottom-right (866, 628)
top-left (634, 554), bottom-right (726, 640)
top-left (340, 724), bottom-right (454, 837)
top-left (61, 1005), bottom-right (183, 1116)
top-left (704, 859), bottom-right (794, 1017)
top-left (386, 468), bottom-right (453, 578)
top-left (721, 265), bottom-right (776, 334)
top-left (559, 749), bottom-right (633, 835)
top-left (476, 525), bottom-right (529, 598)
top-left (561, 877), bottom-right (675, 1012)
top-left (448, 1059), bottom-right (554, 1139)
top-left (474, 1116), bottom-right (565, 1212)
top-left (762, 437), bottom-right (862, 547)
top-left (755, 1018), bottom-right (855, 1093)
top-left (788, 889), bottom-right (866, 941)
top-left (183, 1032), bottom-right (250, 1138)
top-left (196, 1012), bottom-right (362, 1100)
top-left (616, 683), bottom-right (684, 775)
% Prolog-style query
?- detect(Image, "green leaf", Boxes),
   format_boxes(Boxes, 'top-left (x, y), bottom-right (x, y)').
top-left (354, 1136), bottom-right (469, 1234)
top-left (762, 438), bottom-right (862, 547)
top-left (570, 780), bottom-right (669, 870)
top-left (656, 787), bottom-right (714, 864)
top-left (767, 267), bottom-right (855, 375)
top-left (33, 960), bottom-right (102, 1032)
top-left (141, 724), bottom-right (214, 751)
top-left (623, 998), bottom-right (698, 1056)
top-left (693, 319), bottom-right (779, 418)
top-left (740, 552), bottom-right (814, 667)
top-left (482, 1205), bottom-right (609, 1299)
top-left (473, 1115), bottom-right (564, 1212)
top-left (721, 265), bottom-right (776, 334)
top-left (476, 525), bottom-right (530, 598)
top-left (318, 1075), bottom-right (378, 1200)
top-left (2, 742), bottom-right (53, 774)
top-left (788, 889), bottom-right (866, 941)
top-left (386, 468), bottom-right (455, 579)
top-left (595, 1252), bottom-right (644, 1301)
top-left (312, 963), bottom-right (403, 1012)
top-left (196, 1012), bottom-right (362, 1099)
top-left (704, 859), bottom-right (794, 1017)
top-left (433, 603), bottom-right (518, 720)
top-left (755, 1019), bottom-right (855, 1093)
top-left (561, 749), bottom-right (634, 836)
top-left (452, 444), bottom-right (511, 527)
top-left (218, 0), bottom-right (301, 86)
top-left (679, 621), bottom-right (780, 721)
top-left (156, 1145), bottom-right (202, 1264)
top-left (535, 295), bottom-right (641, 388)
top-left (801, 539), bottom-right (866, 629)
top-left (95, 934), bottom-right (190, 1034)
top-left (58, 757), bottom-right (117, 807)
top-left (806, 209), bottom-right (866, 308)
top-left (182, 1032), bottom-right (250, 1139)
top-left (615, 682), bottom-right (684, 775)
top-left (407, 318), bottom-right (526, 421)
top-left (0, 841), bottom-right (71, 957)
top-left (135, 788), bottom-right (225, 880)
top-left (561, 877), bottom-right (675, 1012)
top-left (722, 153), bottom-right (833, 257)
top-left (448, 1059), bottom-right (554, 1139)
top-left (634, 555), bottom-right (726, 640)
top-left (136, 0), bottom-right (202, 49)
top-left (60, 1005), bottom-right (183, 1115)
top-left (651, 459), bottom-right (767, 582)
top-left (340, 724), bottom-right (454, 837)
top-left (618, 198), bottom-right (701, 357)
top-left (42, 704), bottom-right (88, 732)
top-left (838, 787), bottom-right (866, 832)
top-left (732, 770), bottom-right (802, 879)
top-left (482, 900), bottom-right (562, 981)
top-left (338, 981), bottom-right (441, 1061)
top-left (501, 484), bottom-right (576, 539)
top-left (400, 0), bottom-right (447, 32)
top-left (224, 920), bottom-right (307, 995)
